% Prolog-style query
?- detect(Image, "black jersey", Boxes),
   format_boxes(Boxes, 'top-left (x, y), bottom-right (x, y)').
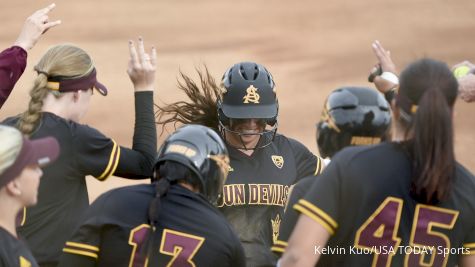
top-left (296, 142), bottom-right (475, 267)
top-left (58, 184), bottom-right (245, 267)
top-left (1, 91), bottom-right (156, 266)
top-left (271, 175), bottom-right (315, 255)
top-left (0, 227), bottom-right (38, 267)
top-left (217, 134), bottom-right (323, 267)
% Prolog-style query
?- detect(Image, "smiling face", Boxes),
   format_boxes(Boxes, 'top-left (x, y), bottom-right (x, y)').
top-left (225, 118), bottom-right (266, 150)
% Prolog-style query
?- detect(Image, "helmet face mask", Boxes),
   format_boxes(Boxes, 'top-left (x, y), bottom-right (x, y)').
top-left (155, 125), bottom-right (230, 204)
top-left (317, 87), bottom-right (392, 158)
top-left (218, 61), bottom-right (279, 150)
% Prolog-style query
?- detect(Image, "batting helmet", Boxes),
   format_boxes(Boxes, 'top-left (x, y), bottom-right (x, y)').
top-left (317, 87), bottom-right (391, 158)
top-left (217, 61), bottom-right (278, 149)
top-left (155, 124), bottom-right (229, 203)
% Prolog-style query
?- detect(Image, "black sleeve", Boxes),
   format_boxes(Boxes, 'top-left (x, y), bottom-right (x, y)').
top-left (272, 176), bottom-right (314, 255)
top-left (73, 91), bottom-right (156, 180)
top-left (294, 157), bottom-right (343, 236)
top-left (113, 91), bottom-right (157, 179)
top-left (58, 192), bottom-right (111, 267)
top-left (288, 138), bottom-right (324, 181)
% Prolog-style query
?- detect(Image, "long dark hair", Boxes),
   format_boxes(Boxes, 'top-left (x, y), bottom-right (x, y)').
top-left (156, 67), bottom-right (221, 133)
top-left (396, 58), bottom-right (458, 204)
top-left (143, 161), bottom-right (200, 259)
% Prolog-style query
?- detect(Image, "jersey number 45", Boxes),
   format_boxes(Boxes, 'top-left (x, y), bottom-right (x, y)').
top-left (354, 197), bottom-right (459, 267)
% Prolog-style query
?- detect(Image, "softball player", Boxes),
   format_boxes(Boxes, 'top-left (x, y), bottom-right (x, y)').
top-left (0, 4), bottom-right (60, 109)
top-left (58, 125), bottom-right (245, 267)
top-left (271, 86), bottom-right (391, 255)
top-left (1, 38), bottom-right (157, 267)
top-left (156, 62), bottom-right (324, 266)
top-left (280, 58), bottom-right (475, 267)
top-left (0, 125), bottom-right (59, 267)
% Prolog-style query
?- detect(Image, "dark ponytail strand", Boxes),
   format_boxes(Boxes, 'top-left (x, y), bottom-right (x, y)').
top-left (397, 58), bottom-right (458, 204)
top-left (410, 87), bottom-right (455, 204)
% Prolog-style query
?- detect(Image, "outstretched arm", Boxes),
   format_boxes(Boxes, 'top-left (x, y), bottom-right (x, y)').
top-left (0, 3), bottom-right (61, 108)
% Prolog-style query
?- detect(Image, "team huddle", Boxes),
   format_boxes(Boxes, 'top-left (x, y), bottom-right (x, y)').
top-left (0, 4), bottom-right (474, 267)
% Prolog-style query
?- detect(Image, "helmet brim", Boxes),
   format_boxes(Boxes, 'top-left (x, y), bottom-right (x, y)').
top-left (221, 103), bottom-right (277, 119)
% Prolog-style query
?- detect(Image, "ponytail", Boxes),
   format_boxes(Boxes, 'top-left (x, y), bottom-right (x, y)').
top-left (410, 88), bottom-right (455, 203)
top-left (397, 58), bottom-right (458, 204)
top-left (17, 44), bottom-right (95, 136)
top-left (142, 161), bottom-right (199, 260)
top-left (17, 73), bottom-right (50, 135)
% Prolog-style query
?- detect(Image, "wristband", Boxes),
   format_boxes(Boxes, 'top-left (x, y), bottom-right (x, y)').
top-left (380, 72), bottom-right (399, 85)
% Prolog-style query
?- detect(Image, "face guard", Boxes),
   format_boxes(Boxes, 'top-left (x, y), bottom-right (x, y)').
top-left (217, 62), bottom-right (279, 150)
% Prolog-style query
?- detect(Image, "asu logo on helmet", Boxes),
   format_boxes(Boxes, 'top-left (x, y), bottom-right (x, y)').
top-left (217, 62), bottom-right (279, 149)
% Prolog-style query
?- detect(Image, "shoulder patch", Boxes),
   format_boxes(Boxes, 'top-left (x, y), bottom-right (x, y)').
top-left (272, 155), bottom-right (284, 169)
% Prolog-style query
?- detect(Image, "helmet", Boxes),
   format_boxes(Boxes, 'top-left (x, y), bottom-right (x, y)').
top-left (155, 124), bottom-right (229, 203)
top-left (317, 87), bottom-right (391, 158)
top-left (217, 61), bottom-right (278, 149)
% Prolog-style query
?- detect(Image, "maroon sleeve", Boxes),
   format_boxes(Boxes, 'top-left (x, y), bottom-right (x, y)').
top-left (0, 46), bottom-right (27, 108)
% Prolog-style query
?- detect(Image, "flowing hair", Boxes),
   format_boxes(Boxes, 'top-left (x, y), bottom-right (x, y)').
top-left (155, 66), bottom-right (222, 134)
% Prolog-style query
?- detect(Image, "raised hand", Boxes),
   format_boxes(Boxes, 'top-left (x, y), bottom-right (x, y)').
top-left (127, 37), bottom-right (157, 92)
top-left (370, 40), bottom-right (399, 94)
top-left (14, 3), bottom-right (61, 51)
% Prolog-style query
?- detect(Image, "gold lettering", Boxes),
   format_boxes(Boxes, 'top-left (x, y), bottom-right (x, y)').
top-left (260, 184), bottom-right (270, 204)
top-left (234, 184), bottom-right (246, 205)
top-left (248, 184), bottom-right (259, 204)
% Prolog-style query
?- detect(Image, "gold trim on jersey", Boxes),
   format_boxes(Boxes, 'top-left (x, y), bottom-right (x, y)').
top-left (19, 256), bottom-right (31, 267)
top-left (293, 199), bottom-right (338, 235)
top-left (20, 207), bottom-right (26, 226)
top-left (63, 241), bottom-right (100, 259)
top-left (63, 248), bottom-right (98, 259)
top-left (464, 243), bottom-right (475, 255)
top-left (314, 156), bottom-right (323, 176)
top-left (271, 240), bottom-right (288, 254)
top-left (298, 199), bottom-right (338, 228)
top-left (98, 139), bottom-right (120, 180)
top-left (66, 242), bottom-right (99, 252)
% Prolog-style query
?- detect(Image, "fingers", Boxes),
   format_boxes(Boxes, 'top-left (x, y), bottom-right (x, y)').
top-left (150, 46), bottom-right (157, 67)
top-left (129, 37), bottom-right (156, 68)
top-left (34, 3), bottom-right (56, 16)
top-left (128, 40), bottom-right (140, 70)
top-left (137, 37), bottom-right (146, 64)
top-left (43, 20), bottom-right (61, 30)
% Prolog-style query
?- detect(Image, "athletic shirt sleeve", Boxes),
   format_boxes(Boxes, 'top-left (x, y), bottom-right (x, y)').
top-left (58, 193), bottom-right (110, 267)
top-left (73, 91), bottom-right (156, 180)
top-left (294, 156), bottom-right (343, 235)
top-left (288, 137), bottom-right (324, 180)
top-left (0, 46), bottom-right (27, 108)
top-left (72, 124), bottom-right (121, 181)
top-left (271, 176), bottom-right (314, 255)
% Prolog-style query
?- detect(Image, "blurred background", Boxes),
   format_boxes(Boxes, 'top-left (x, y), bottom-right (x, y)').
top-left (1, 0), bottom-right (474, 201)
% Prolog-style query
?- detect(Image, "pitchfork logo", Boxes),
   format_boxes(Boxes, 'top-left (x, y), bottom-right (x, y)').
top-left (243, 85), bottom-right (260, 104)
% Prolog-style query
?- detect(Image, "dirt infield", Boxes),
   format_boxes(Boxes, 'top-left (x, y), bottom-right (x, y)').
top-left (1, 0), bottom-right (474, 201)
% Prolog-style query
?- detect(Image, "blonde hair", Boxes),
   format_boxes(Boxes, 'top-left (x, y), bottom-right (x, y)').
top-left (18, 44), bottom-right (95, 135)
top-left (0, 126), bottom-right (23, 176)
